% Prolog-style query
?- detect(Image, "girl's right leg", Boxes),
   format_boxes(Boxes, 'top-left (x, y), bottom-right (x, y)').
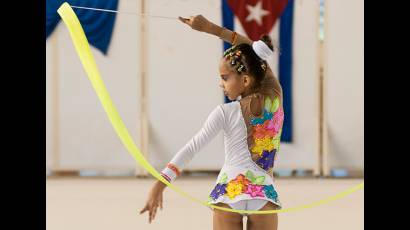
top-left (213, 202), bottom-right (244, 230)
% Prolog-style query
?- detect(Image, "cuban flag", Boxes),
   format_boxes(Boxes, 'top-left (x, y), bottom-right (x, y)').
top-left (222, 0), bottom-right (293, 142)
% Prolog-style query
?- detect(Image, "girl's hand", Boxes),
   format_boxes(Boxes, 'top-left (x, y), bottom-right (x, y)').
top-left (139, 181), bottom-right (166, 223)
top-left (178, 15), bottom-right (211, 32)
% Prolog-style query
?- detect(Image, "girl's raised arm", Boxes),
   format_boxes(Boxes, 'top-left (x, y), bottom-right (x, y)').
top-left (178, 15), bottom-right (253, 46)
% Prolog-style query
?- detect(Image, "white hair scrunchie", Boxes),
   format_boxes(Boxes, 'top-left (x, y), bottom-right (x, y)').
top-left (252, 40), bottom-right (274, 61)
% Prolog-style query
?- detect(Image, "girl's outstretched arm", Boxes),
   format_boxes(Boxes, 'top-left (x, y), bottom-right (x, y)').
top-left (179, 15), bottom-right (253, 45)
top-left (160, 104), bottom-right (226, 183)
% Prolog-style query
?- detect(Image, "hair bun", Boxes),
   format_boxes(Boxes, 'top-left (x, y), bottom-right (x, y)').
top-left (260, 34), bottom-right (274, 52)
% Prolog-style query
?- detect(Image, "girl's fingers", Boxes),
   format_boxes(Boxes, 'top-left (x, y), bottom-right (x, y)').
top-left (152, 207), bottom-right (157, 220)
top-left (178, 16), bottom-right (189, 24)
top-left (148, 204), bottom-right (158, 223)
top-left (149, 208), bottom-right (153, 223)
top-left (159, 194), bottom-right (163, 210)
top-left (151, 207), bottom-right (157, 222)
top-left (142, 198), bottom-right (162, 223)
top-left (139, 205), bottom-right (148, 214)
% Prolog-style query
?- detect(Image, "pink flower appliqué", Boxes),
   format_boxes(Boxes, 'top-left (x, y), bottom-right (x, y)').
top-left (245, 184), bottom-right (265, 198)
top-left (265, 119), bottom-right (275, 130)
top-left (273, 107), bottom-right (284, 134)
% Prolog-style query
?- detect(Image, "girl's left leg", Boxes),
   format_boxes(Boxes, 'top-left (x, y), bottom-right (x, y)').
top-left (246, 201), bottom-right (278, 230)
top-left (213, 202), bottom-right (244, 230)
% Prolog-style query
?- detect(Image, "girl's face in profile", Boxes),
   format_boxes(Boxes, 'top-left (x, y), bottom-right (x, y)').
top-left (218, 58), bottom-right (248, 100)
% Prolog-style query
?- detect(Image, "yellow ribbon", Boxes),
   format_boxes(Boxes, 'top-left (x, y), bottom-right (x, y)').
top-left (57, 2), bottom-right (363, 215)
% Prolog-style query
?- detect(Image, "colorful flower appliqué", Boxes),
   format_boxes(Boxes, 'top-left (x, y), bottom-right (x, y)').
top-left (249, 96), bottom-right (284, 172)
top-left (263, 184), bottom-right (278, 200)
top-left (210, 183), bottom-right (227, 200)
top-left (256, 149), bottom-right (276, 171)
top-left (208, 171), bottom-right (279, 203)
top-left (226, 181), bottom-right (244, 199)
top-left (245, 184), bottom-right (265, 198)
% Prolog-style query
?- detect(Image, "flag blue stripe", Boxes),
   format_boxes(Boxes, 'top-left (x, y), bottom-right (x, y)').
top-left (222, 0), bottom-right (235, 51)
top-left (222, 0), bottom-right (235, 103)
top-left (279, 0), bottom-right (294, 142)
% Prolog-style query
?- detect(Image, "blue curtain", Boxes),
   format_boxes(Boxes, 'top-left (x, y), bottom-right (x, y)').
top-left (46, 0), bottom-right (119, 55)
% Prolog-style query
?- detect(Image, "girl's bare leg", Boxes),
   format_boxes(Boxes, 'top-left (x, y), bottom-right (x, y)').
top-left (213, 203), bottom-right (244, 230)
top-left (246, 202), bottom-right (278, 230)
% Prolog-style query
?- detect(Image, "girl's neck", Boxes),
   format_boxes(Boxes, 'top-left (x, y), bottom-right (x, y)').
top-left (241, 86), bottom-right (259, 98)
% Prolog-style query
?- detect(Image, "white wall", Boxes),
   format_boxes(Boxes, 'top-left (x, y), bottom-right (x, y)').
top-left (275, 0), bottom-right (319, 170)
top-left (147, 0), bottom-right (225, 171)
top-left (46, 0), bottom-right (364, 173)
top-left (46, 34), bottom-right (56, 169)
top-left (325, 0), bottom-right (364, 169)
top-left (46, 0), bottom-right (140, 171)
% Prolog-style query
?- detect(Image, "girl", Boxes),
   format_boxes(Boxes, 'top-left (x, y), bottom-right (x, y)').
top-left (139, 15), bottom-right (284, 230)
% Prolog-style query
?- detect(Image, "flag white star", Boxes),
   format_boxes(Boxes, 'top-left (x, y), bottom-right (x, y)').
top-left (245, 0), bottom-right (270, 26)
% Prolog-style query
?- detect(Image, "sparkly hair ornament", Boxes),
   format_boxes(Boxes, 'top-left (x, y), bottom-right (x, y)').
top-left (223, 46), bottom-right (247, 74)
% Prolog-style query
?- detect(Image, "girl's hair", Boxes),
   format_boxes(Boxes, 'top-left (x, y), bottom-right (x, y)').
top-left (223, 36), bottom-right (271, 85)
top-left (223, 34), bottom-right (282, 99)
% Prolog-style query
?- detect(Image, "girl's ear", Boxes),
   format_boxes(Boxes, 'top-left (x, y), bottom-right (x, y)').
top-left (243, 75), bottom-right (251, 87)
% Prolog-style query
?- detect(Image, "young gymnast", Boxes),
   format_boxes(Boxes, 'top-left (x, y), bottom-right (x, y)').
top-left (140, 15), bottom-right (284, 230)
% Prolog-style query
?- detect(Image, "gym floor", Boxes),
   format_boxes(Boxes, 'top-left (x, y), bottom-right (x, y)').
top-left (46, 177), bottom-right (363, 230)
